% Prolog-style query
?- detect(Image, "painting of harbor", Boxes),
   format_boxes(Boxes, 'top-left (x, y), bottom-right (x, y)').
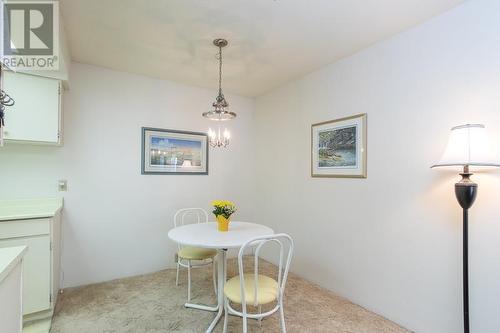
top-left (142, 128), bottom-right (208, 175)
top-left (318, 126), bottom-right (357, 168)
top-left (150, 137), bottom-right (202, 167)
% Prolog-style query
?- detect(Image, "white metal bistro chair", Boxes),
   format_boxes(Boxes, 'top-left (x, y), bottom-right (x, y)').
top-left (173, 208), bottom-right (217, 302)
top-left (222, 233), bottom-right (294, 333)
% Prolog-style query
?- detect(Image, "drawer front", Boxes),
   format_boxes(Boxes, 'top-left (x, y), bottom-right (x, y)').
top-left (0, 219), bottom-right (50, 239)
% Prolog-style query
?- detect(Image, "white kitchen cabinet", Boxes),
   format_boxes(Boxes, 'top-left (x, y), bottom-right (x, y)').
top-left (0, 200), bottom-right (62, 327)
top-left (3, 71), bottom-right (62, 144)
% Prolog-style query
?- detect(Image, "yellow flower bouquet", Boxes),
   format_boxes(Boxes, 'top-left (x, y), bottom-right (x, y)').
top-left (211, 200), bottom-right (237, 232)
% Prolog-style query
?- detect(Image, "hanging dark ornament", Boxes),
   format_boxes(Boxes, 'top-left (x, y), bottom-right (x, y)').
top-left (0, 64), bottom-right (15, 145)
top-left (0, 89), bottom-right (15, 124)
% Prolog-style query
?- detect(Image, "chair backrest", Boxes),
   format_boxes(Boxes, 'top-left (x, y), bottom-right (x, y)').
top-left (173, 208), bottom-right (209, 250)
top-left (237, 233), bottom-right (294, 310)
top-left (173, 208), bottom-right (209, 228)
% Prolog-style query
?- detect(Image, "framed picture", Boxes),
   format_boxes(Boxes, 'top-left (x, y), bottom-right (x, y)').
top-left (311, 114), bottom-right (367, 178)
top-left (141, 127), bottom-right (208, 175)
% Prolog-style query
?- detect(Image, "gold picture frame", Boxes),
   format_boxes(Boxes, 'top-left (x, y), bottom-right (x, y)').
top-left (311, 113), bottom-right (367, 178)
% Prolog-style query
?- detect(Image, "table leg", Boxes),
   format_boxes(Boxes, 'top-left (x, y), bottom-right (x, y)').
top-left (205, 249), bottom-right (226, 333)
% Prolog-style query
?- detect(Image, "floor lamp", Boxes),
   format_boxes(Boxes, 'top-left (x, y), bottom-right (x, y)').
top-left (432, 124), bottom-right (500, 333)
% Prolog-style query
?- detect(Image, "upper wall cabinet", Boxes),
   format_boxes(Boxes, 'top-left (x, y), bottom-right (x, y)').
top-left (3, 71), bottom-right (62, 145)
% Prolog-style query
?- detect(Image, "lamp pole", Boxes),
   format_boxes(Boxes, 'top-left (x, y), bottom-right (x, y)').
top-left (454, 165), bottom-right (477, 333)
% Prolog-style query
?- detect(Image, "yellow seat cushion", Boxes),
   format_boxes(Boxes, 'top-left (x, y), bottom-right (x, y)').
top-left (224, 274), bottom-right (278, 305)
top-left (178, 247), bottom-right (217, 260)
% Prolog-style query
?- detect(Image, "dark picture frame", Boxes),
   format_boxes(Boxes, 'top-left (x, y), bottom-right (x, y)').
top-left (141, 127), bottom-right (209, 175)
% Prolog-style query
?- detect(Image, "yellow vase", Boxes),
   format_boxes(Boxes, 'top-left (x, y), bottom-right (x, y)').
top-left (216, 215), bottom-right (230, 232)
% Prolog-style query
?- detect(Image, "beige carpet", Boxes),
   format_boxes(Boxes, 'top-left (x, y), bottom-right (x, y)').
top-left (51, 258), bottom-right (410, 333)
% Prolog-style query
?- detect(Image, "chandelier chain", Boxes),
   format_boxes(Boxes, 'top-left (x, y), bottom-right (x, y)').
top-left (218, 44), bottom-right (223, 97)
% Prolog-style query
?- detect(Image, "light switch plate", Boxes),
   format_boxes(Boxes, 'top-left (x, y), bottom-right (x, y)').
top-left (58, 180), bottom-right (67, 191)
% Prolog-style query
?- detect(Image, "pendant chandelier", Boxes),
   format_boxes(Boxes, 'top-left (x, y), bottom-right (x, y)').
top-left (202, 38), bottom-right (236, 148)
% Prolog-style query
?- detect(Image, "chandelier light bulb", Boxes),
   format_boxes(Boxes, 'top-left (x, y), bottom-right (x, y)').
top-left (208, 125), bottom-right (230, 148)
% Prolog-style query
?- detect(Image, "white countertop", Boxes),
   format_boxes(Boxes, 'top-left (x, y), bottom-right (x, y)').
top-left (0, 246), bottom-right (27, 283)
top-left (0, 198), bottom-right (63, 221)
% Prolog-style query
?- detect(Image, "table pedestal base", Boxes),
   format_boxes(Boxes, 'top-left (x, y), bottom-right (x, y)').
top-left (184, 303), bottom-right (219, 312)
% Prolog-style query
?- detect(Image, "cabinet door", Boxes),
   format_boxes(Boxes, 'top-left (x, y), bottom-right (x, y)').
top-left (3, 71), bottom-right (61, 144)
top-left (0, 236), bottom-right (51, 315)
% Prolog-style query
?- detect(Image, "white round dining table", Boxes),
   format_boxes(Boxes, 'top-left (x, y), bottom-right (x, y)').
top-left (168, 221), bottom-right (274, 333)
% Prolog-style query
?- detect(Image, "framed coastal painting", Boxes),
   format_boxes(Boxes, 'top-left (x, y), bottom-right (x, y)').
top-left (311, 114), bottom-right (367, 178)
top-left (141, 127), bottom-right (208, 175)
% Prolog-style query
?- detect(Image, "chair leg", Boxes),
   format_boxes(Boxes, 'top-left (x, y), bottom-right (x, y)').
top-left (212, 259), bottom-right (217, 295)
top-left (222, 298), bottom-right (229, 333)
top-left (187, 260), bottom-right (192, 302)
top-left (242, 314), bottom-right (248, 333)
top-left (175, 260), bottom-right (180, 286)
top-left (279, 299), bottom-right (286, 333)
top-left (258, 305), bottom-right (263, 327)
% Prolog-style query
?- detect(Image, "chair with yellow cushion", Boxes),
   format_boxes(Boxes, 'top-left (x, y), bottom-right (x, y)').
top-left (222, 233), bottom-right (294, 333)
top-left (174, 208), bottom-right (217, 302)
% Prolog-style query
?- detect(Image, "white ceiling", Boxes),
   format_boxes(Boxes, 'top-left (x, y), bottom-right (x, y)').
top-left (61, 0), bottom-right (464, 97)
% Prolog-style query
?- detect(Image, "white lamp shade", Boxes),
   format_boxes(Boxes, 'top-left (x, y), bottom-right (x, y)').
top-left (433, 124), bottom-right (500, 168)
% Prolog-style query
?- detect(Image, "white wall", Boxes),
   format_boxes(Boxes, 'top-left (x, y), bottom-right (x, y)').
top-left (0, 62), bottom-right (256, 287)
top-left (254, 0), bottom-right (500, 332)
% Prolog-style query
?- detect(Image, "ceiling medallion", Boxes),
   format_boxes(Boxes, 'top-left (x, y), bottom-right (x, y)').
top-left (203, 39), bottom-right (236, 148)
